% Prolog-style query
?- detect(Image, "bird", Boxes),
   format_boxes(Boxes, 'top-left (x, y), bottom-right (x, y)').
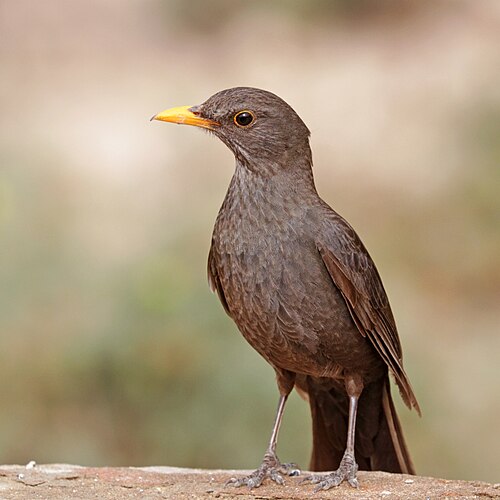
top-left (151, 87), bottom-right (420, 490)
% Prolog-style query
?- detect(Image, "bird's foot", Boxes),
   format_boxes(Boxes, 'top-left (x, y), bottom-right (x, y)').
top-left (226, 452), bottom-right (300, 489)
top-left (301, 452), bottom-right (359, 490)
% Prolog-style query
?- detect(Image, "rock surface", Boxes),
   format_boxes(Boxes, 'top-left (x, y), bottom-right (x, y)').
top-left (0, 464), bottom-right (498, 499)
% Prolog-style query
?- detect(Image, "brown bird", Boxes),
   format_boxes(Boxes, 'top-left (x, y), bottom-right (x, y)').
top-left (152, 87), bottom-right (420, 490)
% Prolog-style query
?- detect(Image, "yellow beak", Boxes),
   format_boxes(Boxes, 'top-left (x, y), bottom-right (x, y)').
top-left (151, 105), bottom-right (219, 130)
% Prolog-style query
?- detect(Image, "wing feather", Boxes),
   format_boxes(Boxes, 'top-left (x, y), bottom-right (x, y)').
top-left (316, 211), bottom-right (420, 415)
top-left (207, 242), bottom-right (231, 316)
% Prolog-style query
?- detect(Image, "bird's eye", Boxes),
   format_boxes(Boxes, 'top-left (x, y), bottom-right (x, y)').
top-left (234, 110), bottom-right (255, 127)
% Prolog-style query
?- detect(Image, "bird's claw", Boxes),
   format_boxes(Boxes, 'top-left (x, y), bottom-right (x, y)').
top-left (301, 452), bottom-right (358, 490)
top-left (226, 454), bottom-right (300, 489)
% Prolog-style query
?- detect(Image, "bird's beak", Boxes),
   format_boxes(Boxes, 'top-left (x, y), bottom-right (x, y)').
top-left (150, 105), bottom-right (219, 130)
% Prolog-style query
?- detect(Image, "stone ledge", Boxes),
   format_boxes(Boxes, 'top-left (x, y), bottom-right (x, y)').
top-left (0, 463), bottom-right (498, 499)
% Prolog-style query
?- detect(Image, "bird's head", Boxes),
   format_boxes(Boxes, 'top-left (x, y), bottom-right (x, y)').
top-left (152, 87), bottom-right (311, 175)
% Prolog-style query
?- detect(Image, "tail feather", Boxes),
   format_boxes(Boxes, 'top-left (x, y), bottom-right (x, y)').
top-left (308, 376), bottom-right (415, 474)
top-left (377, 378), bottom-right (415, 474)
top-left (309, 386), bottom-right (346, 471)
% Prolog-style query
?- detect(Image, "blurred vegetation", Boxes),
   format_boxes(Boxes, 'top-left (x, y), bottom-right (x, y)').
top-left (1, 0), bottom-right (499, 484)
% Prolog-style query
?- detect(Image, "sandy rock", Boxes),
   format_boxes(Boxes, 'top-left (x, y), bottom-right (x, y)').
top-left (0, 464), bottom-right (498, 499)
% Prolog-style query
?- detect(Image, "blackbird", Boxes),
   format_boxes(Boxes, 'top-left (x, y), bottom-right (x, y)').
top-left (152, 87), bottom-right (420, 490)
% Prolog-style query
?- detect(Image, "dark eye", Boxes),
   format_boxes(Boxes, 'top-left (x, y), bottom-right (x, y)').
top-left (234, 110), bottom-right (255, 127)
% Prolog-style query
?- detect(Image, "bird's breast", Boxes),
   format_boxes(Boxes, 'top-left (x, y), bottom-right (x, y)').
top-left (210, 191), bottom-right (382, 379)
top-left (213, 194), bottom-right (295, 302)
top-left (210, 200), bottom-right (331, 367)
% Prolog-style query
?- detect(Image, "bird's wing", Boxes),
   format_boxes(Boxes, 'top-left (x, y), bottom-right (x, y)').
top-left (207, 242), bottom-right (231, 316)
top-left (316, 210), bottom-right (420, 414)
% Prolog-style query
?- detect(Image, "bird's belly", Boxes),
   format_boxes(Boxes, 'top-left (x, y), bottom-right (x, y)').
top-left (213, 236), bottom-right (380, 379)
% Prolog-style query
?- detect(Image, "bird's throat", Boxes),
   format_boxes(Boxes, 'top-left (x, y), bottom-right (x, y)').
top-left (219, 159), bottom-right (319, 227)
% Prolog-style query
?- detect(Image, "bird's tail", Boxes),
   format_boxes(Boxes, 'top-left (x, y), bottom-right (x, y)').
top-left (308, 376), bottom-right (415, 474)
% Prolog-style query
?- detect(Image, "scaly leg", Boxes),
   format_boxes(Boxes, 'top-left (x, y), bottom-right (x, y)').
top-left (226, 394), bottom-right (300, 489)
top-left (303, 374), bottom-right (363, 490)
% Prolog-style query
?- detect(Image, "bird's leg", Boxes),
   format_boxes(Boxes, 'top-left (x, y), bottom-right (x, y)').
top-left (226, 394), bottom-right (300, 489)
top-left (303, 374), bottom-right (363, 490)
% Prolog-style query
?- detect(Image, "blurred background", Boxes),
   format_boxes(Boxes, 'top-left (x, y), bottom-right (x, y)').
top-left (1, 0), bottom-right (499, 484)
